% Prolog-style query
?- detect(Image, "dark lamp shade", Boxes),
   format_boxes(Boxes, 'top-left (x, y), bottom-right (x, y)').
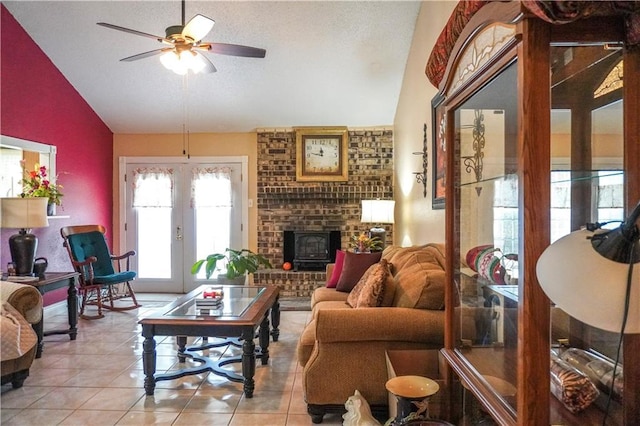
top-left (536, 228), bottom-right (640, 334)
top-left (1, 197), bottom-right (50, 229)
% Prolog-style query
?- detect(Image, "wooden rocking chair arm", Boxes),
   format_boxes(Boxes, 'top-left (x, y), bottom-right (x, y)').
top-left (71, 256), bottom-right (98, 268)
top-left (71, 256), bottom-right (97, 283)
top-left (111, 251), bottom-right (135, 272)
top-left (110, 251), bottom-right (136, 261)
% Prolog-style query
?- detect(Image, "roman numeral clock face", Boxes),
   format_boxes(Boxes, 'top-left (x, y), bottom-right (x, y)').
top-left (304, 138), bottom-right (340, 173)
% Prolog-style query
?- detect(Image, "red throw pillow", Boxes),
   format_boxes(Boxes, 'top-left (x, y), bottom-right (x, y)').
top-left (326, 249), bottom-right (345, 288)
top-left (335, 251), bottom-right (383, 293)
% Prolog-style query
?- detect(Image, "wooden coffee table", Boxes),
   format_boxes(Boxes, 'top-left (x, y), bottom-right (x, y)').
top-left (138, 285), bottom-right (279, 397)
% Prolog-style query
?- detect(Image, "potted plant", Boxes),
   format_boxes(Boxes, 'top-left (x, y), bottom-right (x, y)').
top-left (350, 233), bottom-right (383, 253)
top-left (191, 248), bottom-right (272, 284)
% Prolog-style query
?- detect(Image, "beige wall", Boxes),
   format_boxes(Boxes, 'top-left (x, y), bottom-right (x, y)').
top-left (112, 132), bottom-right (257, 253)
top-left (393, 1), bottom-right (456, 246)
top-left (551, 133), bottom-right (624, 159)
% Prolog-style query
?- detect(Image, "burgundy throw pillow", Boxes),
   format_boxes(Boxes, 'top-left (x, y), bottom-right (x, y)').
top-left (335, 251), bottom-right (383, 293)
top-left (326, 250), bottom-right (346, 288)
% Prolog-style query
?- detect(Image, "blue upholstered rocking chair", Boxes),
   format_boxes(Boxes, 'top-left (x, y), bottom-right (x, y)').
top-left (61, 225), bottom-right (141, 319)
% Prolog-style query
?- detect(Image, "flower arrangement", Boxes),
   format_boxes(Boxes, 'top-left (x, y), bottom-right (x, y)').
top-left (21, 162), bottom-right (63, 206)
top-left (350, 232), bottom-right (382, 253)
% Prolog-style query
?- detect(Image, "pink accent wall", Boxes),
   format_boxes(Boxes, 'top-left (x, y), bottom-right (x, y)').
top-left (1, 5), bottom-right (113, 303)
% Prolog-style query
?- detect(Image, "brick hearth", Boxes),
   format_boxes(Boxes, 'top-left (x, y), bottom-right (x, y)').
top-left (255, 128), bottom-right (393, 297)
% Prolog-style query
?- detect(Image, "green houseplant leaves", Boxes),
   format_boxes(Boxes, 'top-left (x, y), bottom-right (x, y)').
top-left (191, 248), bottom-right (272, 279)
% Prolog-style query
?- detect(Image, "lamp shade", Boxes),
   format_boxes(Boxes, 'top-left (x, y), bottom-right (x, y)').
top-left (1, 197), bottom-right (49, 229)
top-left (361, 200), bottom-right (395, 224)
top-left (536, 228), bottom-right (640, 333)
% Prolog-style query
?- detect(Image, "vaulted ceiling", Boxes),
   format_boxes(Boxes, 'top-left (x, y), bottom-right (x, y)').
top-left (3, 1), bottom-right (422, 133)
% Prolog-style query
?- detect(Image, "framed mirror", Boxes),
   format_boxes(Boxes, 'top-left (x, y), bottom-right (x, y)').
top-left (1, 135), bottom-right (57, 198)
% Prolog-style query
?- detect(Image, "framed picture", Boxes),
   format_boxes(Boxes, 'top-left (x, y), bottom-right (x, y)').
top-left (432, 93), bottom-right (446, 209)
top-left (295, 127), bottom-right (348, 182)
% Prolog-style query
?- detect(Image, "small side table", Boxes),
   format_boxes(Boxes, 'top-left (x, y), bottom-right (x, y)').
top-left (29, 271), bottom-right (79, 358)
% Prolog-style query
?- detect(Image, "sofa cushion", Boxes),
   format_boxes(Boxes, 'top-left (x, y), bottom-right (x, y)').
top-left (336, 251), bottom-right (382, 293)
top-left (311, 301), bottom-right (351, 322)
top-left (326, 249), bottom-right (345, 288)
top-left (296, 319), bottom-right (316, 367)
top-left (311, 287), bottom-right (349, 308)
top-left (392, 251), bottom-right (446, 310)
top-left (347, 260), bottom-right (393, 308)
top-left (383, 244), bottom-right (445, 273)
top-left (1, 302), bottom-right (37, 361)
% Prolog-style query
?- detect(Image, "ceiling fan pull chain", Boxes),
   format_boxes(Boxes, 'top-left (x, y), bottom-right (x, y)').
top-left (182, 73), bottom-right (190, 158)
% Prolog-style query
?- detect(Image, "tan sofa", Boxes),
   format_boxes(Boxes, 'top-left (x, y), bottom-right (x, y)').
top-left (1, 281), bottom-right (43, 389)
top-left (296, 244), bottom-right (446, 423)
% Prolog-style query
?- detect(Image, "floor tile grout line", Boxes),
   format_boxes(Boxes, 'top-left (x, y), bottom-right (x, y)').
top-left (2, 298), bottom-right (316, 426)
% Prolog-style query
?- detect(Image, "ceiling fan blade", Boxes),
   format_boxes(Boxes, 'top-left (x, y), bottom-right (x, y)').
top-left (203, 43), bottom-right (266, 58)
top-left (121, 48), bottom-right (172, 62)
top-left (97, 22), bottom-right (164, 42)
top-left (195, 51), bottom-right (217, 74)
top-left (182, 14), bottom-right (215, 42)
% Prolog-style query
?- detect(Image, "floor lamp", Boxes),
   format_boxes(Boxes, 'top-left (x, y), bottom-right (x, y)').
top-left (361, 199), bottom-right (395, 249)
top-left (1, 197), bottom-right (49, 276)
top-left (537, 201), bottom-right (640, 333)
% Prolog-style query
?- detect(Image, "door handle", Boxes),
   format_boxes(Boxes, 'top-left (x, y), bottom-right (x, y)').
top-left (176, 226), bottom-right (183, 241)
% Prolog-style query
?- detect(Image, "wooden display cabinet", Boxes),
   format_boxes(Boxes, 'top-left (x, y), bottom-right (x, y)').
top-left (428, 2), bottom-right (640, 425)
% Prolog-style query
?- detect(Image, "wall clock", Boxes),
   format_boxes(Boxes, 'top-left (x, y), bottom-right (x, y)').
top-left (295, 127), bottom-right (348, 182)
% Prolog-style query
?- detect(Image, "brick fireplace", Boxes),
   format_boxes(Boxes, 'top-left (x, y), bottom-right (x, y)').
top-left (254, 129), bottom-right (393, 297)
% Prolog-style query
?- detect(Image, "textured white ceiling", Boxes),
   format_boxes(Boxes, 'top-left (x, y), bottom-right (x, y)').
top-left (4, 1), bottom-right (422, 134)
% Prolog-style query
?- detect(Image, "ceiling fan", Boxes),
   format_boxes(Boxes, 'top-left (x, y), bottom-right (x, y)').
top-left (97, 0), bottom-right (266, 75)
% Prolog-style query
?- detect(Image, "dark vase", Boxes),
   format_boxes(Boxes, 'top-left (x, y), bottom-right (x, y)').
top-left (386, 376), bottom-right (442, 426)
top-left (47, 203), bottom-right (55, 216)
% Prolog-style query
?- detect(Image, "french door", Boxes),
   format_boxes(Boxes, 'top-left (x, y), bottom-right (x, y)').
top-left (120, 157), bottom-right (247, 293)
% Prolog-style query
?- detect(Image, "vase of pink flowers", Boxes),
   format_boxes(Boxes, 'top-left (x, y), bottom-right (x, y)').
top-left (21, 162), bottom-right (63, 215)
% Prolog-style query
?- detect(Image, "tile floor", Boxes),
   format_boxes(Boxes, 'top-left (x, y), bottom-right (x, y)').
top-left (0, 293), bottom-right (347, 425)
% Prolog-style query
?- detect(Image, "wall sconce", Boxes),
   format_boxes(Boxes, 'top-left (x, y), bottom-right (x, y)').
top-left (461, 109), bottom-right (485, 196)
top-left (413, 123), bottom-right (428, 198)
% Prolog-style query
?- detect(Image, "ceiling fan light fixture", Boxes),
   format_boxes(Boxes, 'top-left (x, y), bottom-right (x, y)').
top-left (160, 50), bottom-right (205, 75)
top-left (160, 50), bottom-right (179, 70)
top-left (188, 52), bottom-right (207, 74)
top-left (179, 50), bottom-right (197, 68)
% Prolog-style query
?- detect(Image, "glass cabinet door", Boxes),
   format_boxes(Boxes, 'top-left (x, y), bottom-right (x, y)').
top-left (549, 44), bottom-right (625, 424)
top-left (453, 61), bottom-right (519, 414)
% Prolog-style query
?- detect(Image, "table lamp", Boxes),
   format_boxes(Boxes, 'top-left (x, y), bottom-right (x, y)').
top-left (1, 197), bottom-right (49, 276)
top-left (536, 201), bottom-right (640, 333)
top-left (361, 199), bottom-right (395, 248)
